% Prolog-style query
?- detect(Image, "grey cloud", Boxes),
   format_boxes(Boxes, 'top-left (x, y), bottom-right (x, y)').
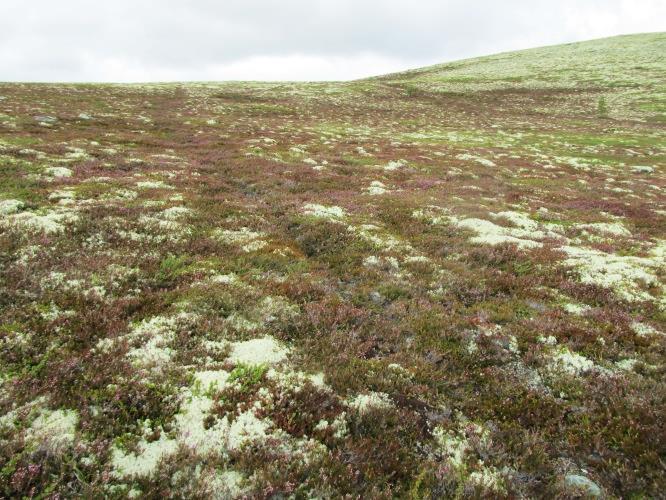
top-left (1, 0), bottom-right (664, 81)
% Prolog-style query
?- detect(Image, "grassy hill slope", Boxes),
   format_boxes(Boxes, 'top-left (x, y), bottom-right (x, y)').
top-left (379, 33), bottom-right (666, 122)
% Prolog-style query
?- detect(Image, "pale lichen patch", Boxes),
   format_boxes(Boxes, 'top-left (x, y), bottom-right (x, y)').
top-left (26, 408), bottom-right (78, 454)
top-left (561, 302), bottom-right (591, 315)
top-left (0, 199), bottom-right (24, 215)
top-left (456, 153), bottom-right (496, 168)
top-left (110, 428), bottom-right (178, 479)
top-left (383, 159), bottom-right (407, 171)
top-left (44, 166), bottom-right (73, 178)
top-left (453, 217), bottom-right (543, 249)
top-left (549, 347), bottom-right (596, 376)
top-left (348, 392), bottom-right (394, 415)
top-left (207, 470), bottom-right (249, 499)
top-left (160, 206), bottom-right (192, 220)
top-left (302, 203), bottom-right (346, 220)
top-left (414, 208), bottom-right (549, 249)
top-left (214, 227), bottom-right (267, 252)
top-left (193, 370), bottom-right (231, 394)
top-left (365, 180), bottom-right (392, 195)
top-left (110, 313), bottom-right (198, 372)
top-left (228, 336), bottom-right (290, 365)
top-left (2, 208), bottom-right (79, 235)
top-left (559, 245), bottom-right (663, 304)
top-left (136, 180), bottom-right (174, 190)
top-left (576, 222), bottom-right (631, 237)
top-left (630, 321), bottom-right (662, 337)
top-left (431, 419), bottom-right (505, 493)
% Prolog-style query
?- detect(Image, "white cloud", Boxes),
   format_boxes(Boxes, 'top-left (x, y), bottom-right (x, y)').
top-left (72, 52), bottom-right (415, 83)
top-left (562, 0), bottom-right (666, 39)
top-left (203, 53), bottom-right (414, 82)
top-left (0, 0), bottom-right (663, 82)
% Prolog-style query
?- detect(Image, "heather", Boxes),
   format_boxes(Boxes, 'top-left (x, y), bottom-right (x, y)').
top-left (0, 33), bottom-right (665, 498)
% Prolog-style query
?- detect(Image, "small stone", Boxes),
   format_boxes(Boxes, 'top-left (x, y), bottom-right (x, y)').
top-left (34, 115), bottom-right (57, 123)
top-left (526, 300), bottom-right (547, 312)
top-left (424, 350), bottom-right (444, 365)
top-left (564, 474), bottom-right (602, 497)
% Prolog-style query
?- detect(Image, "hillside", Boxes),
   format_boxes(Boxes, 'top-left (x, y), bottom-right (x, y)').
top-left (0, 34), bottom-right (664, 498)
top-left (379, 32), bottom-right (666, 121)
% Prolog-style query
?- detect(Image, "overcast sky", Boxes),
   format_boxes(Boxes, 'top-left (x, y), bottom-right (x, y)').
top-left (1, 0), bottom-right (664, 82)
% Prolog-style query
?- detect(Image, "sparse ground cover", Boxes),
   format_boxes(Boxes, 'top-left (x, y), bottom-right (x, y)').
top-left (0, 33), bottom-right (665, 498)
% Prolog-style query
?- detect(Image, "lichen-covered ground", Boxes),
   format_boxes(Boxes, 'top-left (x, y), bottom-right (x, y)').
top-left (1, 33), bottom-right (665, 498)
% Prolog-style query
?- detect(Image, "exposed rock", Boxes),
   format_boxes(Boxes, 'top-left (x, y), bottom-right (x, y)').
top-left (564, 474), bottom-right (603, 497)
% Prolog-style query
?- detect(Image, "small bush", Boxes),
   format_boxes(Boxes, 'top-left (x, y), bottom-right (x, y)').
top-left (228, 363), bottom-right (267, 392)
top-left (597, 96), bottom-right (609, 117)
